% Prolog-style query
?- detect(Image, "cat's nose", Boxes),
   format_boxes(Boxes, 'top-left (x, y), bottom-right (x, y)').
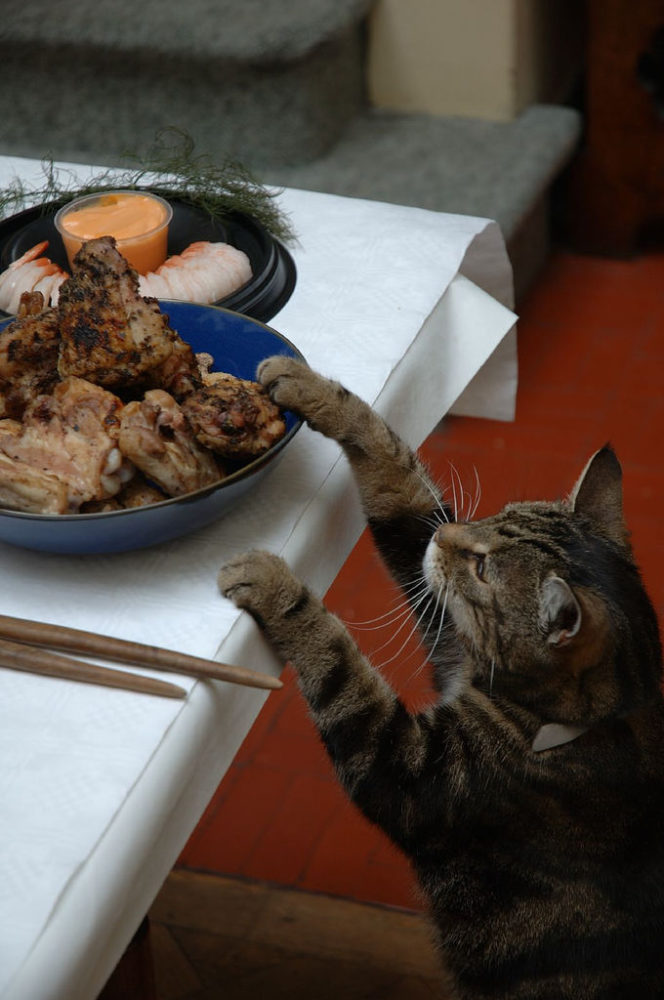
top-left (433, 522), bottom-right (472, 547)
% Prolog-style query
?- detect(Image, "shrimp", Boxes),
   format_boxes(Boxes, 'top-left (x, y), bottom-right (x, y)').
top-left (0, 238), bottom-right (252, 314)
top-left (0, 242), bottom-right (68, 314)
top-left (138, 241), bottom-right (252, 304)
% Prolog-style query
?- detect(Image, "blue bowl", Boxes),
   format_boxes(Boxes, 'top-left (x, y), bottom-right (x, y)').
top-left (0, 302), bottom-right (304, 554)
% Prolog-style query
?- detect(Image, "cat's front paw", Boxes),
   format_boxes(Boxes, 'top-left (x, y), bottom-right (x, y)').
top-left (258, 356), bottom-right (347, 437)
top-left (218, 550), bottom-right (305, 624)
top-left (257, 356), bottom-right (313, 411)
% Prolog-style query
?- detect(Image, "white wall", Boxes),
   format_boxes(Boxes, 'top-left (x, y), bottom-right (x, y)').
top-left (367, 0), bottom-right (582, 122)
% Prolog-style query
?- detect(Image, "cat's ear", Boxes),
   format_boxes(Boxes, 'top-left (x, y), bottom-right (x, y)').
top-left (568, 446), bottom-right (629, 547)
top-left (539, 575), bottom-right (581, 647)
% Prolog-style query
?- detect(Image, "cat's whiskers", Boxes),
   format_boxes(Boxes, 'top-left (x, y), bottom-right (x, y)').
top-left (443, 463), bottom-right (482, 524)
top-left (460, 474), bottom-right (474, 522)
top-left (368, 582), bottom-right (434, 657)
top-left (428, 584), bottom-right (449, 659)
top-left (418, 512), bottom-right (444, 533)
top-left (402, 583), bottom-right (450, 685)
top-left (463, 481), bottom-right (474, 522)
top-left (469, 466), bottom-right (482, 520)
top-left (449, 462), bottom-right (460, 521)
top-left (342, 573), bottom-right (429, 628)
top-left (345, 595), bottom-right (424, 631)
top-left (373, 592), bottom-right (436, 671)
top-left (414, 468), bottom-right (450, 524)
top-left (342, 576), bottom-right (432, 631)
top-left (489, 657), bottom-right (496, 698)
top-left (415, 581), bottom-right (447, 651)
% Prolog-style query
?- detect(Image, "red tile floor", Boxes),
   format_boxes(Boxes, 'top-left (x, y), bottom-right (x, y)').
top-left (177, 249), bottom-right (664, 913)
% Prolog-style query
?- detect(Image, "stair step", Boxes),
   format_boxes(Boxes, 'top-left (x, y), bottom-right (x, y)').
top-left (2, 0), bottom-right (372, 62)
top-left (0, 0), bottom-right (373, 168)
top-left (263, 104), bottom-right (582, 299)
top-left (264, 105), bottom-right (582, 244)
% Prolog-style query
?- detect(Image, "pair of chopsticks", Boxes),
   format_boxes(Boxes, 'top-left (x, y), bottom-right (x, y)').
top-left (0, 613), bottom-right (281, 699)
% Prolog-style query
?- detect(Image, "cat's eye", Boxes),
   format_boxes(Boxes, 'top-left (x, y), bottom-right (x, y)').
top-left (474, 555), bottom-right (486, 581)
top-left (460, 549), bottom-right (487, 582)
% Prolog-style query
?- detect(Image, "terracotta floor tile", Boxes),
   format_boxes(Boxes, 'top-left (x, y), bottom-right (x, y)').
top-left (179, 764), bottom-right (294, 874)
top-left (271, 670), bottom-right (322, 740)
top-left (242, 774), bottom-right (346, 885)
top-left (250, 720), bottom-right (333, 778)
top-left (227, 688), bottom-right (287, 765)
top-left (299, 804), bottom-right (417, 909)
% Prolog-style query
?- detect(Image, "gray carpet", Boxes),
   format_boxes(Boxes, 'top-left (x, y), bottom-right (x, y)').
top-left (263, 105), bottom-right (582, 243)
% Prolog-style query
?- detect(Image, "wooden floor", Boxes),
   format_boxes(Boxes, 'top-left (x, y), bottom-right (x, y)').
top-left (149, 871), bottom-right (446, 999)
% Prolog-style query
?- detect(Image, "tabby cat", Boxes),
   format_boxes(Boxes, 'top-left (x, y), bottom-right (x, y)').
top-left (218, 356), bottom-right (664, 999)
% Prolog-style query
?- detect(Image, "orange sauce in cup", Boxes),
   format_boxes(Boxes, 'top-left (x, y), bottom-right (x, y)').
top-left (55, 191), bottom-right (172, 274)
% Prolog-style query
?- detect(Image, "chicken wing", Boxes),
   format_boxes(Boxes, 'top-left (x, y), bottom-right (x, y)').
top-left (116, 474), bottom-right (168, 509)
top-left (0, 450), bottom-right (69, 514)
top-left (180, 371), bottom-right (287, 459)
top-left (148, 331), bottom-right (201, 399)
top-left (118, 389), bottom-right (221, 497)
top-left (57, 236), bottom-right (178, 388)
top-left (0, 376), bottom-right (133, 512)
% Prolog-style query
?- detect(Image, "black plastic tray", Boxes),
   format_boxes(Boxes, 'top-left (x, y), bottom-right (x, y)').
top-left (0, 196), bottom-right (296, 323)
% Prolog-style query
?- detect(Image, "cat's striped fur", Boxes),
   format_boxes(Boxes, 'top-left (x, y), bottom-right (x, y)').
top-left (219, 357), bottom-right (664, 999)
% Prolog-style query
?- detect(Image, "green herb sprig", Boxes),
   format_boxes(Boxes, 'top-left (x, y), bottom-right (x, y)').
top-left (0, 129), bottom-right (296, 244)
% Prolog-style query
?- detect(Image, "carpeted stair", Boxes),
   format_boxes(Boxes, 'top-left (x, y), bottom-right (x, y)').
top-left (263, 104), bottom-right (581, 301)
top-left (0, 0), bottom-right (581, 298)
top-left (0, 0), bottom-right (372, 169)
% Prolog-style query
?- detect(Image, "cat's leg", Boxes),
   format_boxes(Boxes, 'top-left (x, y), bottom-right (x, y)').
top-left (218, 549), bottom-right (438, 848)
top-left (258, 357), bottom-right (452, 587)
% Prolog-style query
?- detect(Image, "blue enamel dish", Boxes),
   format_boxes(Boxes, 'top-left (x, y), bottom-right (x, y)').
top-left (0, 302), bottom-right (304, 554)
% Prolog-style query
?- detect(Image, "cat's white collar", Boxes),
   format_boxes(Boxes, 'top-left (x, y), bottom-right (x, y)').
top-left (531, 722), bottom-right (588, 752)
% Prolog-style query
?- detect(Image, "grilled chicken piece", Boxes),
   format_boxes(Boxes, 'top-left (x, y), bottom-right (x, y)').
top-left (0, 450), bottom-right (69, 514)
top-left (148, 331), bottom-right (201, 399)
top-left (118, 389), bottom-right (221, 497)
top-left (80, 473), bottom-right (168, 512)
top-left (180, 371), bottom-right (287, 458)
top-left (79, 497), bottom-right (123, 513)
top-left (0, 377), bottom-right (133, 512)
top-left (0, 298), bottom-right (61, 419)
top-left (57, 236), bottom-right (178, 388)
top-left (116, 474), bottom-right (168, 508)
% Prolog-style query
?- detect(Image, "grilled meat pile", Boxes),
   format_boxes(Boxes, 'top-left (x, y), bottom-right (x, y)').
top-left (0, 237), bottom-right (286, 515)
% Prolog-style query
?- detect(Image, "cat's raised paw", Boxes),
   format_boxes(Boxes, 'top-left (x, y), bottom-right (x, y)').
top-left (218, 550), bottom-right (305, 621)
top-left (257, 356), bottom-right (309, 406)
top-left (257, 356), bottom-right (346, 436)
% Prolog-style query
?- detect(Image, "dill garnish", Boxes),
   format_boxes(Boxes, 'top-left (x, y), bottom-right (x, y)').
top-left (0, 129), bottom-right (296, 244)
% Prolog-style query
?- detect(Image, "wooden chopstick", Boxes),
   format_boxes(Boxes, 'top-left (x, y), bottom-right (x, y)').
top-left (0, 613), bottom-right (282, 691)
top-left (0, 637), bottom-right (187, 699)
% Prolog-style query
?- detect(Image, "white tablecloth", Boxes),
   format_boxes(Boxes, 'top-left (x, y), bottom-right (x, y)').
top-left (0, 155), bottom-right (517, 1000)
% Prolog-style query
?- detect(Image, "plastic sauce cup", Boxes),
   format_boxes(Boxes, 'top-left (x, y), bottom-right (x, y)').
top-left (54, 190), bottom-right (173, 274)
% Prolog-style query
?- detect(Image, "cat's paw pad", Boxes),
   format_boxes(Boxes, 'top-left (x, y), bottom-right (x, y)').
top-left (218, 550), bottom-right (303, 619)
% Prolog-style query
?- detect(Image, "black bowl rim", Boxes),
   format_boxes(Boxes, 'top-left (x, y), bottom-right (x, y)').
top-left (0, 302), bottom-right (305, 524)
